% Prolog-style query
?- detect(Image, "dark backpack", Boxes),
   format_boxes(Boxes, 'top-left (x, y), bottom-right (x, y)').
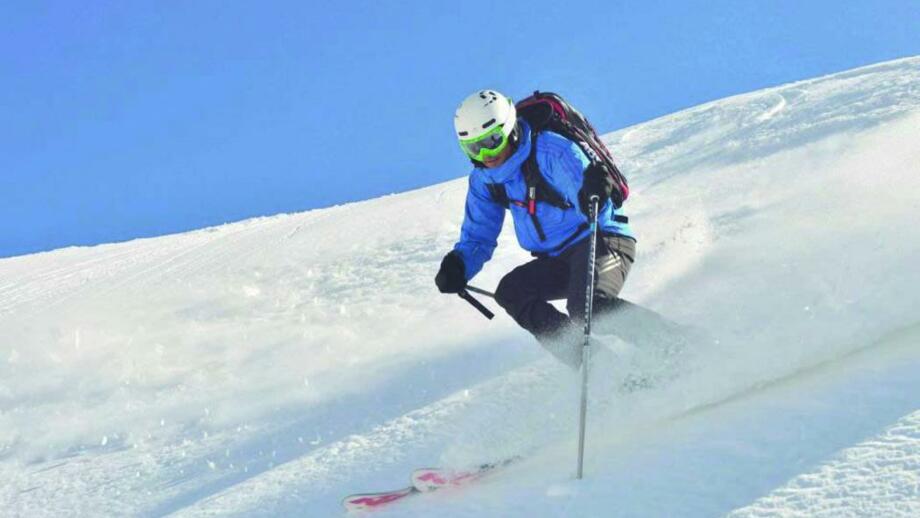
top-left (485, 91), bottom-right (629, 223)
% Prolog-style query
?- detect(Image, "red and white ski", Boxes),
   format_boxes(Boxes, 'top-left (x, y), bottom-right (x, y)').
top-left (342, 456), bottom-right (520, 512)
top-left (412, 456), bottom-right (520, 492)
top-left (341, 486), bottom-right (418, 512)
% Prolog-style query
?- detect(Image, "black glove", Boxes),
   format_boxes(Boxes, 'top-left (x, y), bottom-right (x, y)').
top-left (578, 163), bottom-right (614, 216)
top-left (435, 251), bottom-right (467, 294)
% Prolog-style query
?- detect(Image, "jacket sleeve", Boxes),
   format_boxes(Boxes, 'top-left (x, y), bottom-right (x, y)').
top-left (453, 174), bottom-right (506, 280)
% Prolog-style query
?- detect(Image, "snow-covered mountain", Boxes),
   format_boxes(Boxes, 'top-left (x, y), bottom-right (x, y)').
top-left (3, 57), bottom-right (919, 517)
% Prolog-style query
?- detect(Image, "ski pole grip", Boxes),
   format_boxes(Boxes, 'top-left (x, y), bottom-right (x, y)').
top-left (459, 289), bottom-right (494, 320)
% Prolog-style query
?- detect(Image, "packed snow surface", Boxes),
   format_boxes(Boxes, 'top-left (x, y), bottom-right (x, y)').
top-left (2, 57), bottom-right (919, 517)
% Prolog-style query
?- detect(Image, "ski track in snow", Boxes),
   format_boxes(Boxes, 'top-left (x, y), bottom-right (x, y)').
top-left (3, 57), bottom-right (920, 517)
top-left (0, 216), bottom-right (277, 317)
top-left (729, 410), bottom-right (920, 518)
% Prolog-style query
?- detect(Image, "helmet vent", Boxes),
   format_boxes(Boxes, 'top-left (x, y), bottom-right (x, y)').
top-left (481, 118), bottom-right (496, 129)
top-left (480, 90), bottom-right (499, 104)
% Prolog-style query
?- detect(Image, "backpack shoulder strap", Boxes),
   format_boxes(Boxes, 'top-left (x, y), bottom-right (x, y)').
top-left (522, 130), bottom-right (572, 211)
top-left (485, 183), bottom-right (510, 209)
top-left (515, 93), bottom-right (575, 211)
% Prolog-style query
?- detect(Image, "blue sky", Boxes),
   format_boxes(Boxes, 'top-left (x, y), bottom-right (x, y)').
top-left (2, 1), bottom-right (918, 258)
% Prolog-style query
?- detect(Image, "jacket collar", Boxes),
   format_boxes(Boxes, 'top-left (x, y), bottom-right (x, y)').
top-left (477, 119), bottom-right (531, 184)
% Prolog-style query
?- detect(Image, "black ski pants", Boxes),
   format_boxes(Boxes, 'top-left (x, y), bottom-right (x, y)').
top-left (494, 234), bottom-right (636, 344)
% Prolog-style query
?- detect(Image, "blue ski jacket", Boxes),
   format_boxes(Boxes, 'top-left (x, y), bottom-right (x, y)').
top-left (453, 119), bottom-right (634, 280)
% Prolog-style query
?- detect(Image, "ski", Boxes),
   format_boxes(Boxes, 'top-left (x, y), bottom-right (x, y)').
top-left (412, 456), bottom-right (521, 492)
top-left (342, 486), bottom-right (418, 512)
top-left (342, 456), bottom-right (520, 512)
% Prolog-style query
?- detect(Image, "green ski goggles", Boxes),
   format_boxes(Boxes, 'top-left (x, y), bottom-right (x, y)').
top-left (459, 124), bottom-right (510, 162)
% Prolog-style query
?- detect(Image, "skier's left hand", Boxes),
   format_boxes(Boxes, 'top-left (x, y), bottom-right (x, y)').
top-left (435, 251), bottom-right (467, 294)
top-left (578, 163), bottom-right (614, 215)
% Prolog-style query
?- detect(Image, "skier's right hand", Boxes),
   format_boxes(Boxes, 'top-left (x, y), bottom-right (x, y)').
top-left (578, 163), bottom-right (614, 216)
top-left (435, 251), bottom-right (467, 294)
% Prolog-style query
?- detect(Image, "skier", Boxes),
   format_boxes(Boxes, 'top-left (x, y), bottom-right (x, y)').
top-left (435, 90), bottom-right (636, 369)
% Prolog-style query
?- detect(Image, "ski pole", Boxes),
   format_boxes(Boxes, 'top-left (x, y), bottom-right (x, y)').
top-left (458, 289), bottom-right (494, 320)
top-left (577, 195), bottom-right (600, 480)
top-left (465, 285), bottom-right (496, 298)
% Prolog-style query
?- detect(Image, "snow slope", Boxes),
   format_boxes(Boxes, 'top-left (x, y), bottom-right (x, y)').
top-left (2, 57), bottom-right (919, 517)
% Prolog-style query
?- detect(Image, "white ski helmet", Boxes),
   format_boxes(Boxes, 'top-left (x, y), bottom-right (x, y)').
top-left (454, 89), bottom-right (517, 143)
